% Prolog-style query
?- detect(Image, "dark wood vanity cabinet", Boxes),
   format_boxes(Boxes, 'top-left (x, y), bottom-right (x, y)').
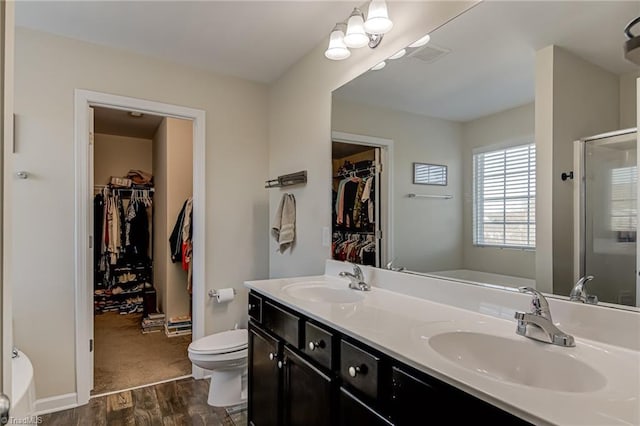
top-left (248, 291), bottom-right (532, 426)
top-left (248, 325), bottom-right (281, 426)
top-left (282, 346), bottom-right (334, 426)
top-left (248, 307), bottom-right (335, 426)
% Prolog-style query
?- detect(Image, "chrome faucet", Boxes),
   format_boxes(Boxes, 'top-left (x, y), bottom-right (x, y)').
top-left (569, 275), bottom-right (598, 304)
top-left (514, 287), bottom-right (575, 347)
top-left (339, 264), bottom-right (371, 291)
top-left (385, 259), bottom-right (405, 272)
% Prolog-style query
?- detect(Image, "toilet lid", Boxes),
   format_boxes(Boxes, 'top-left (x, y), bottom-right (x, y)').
top-left (189, 329), bottom-right (248, 354)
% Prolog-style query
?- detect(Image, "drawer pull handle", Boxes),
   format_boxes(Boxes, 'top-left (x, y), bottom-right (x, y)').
top-left (348, 365), bottom-right (366, 378)
top-left (308, 340), bottom-right (325, 351)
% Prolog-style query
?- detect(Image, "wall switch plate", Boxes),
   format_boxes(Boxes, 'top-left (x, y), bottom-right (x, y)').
top-left (322, 227), bottom-right (331, 247)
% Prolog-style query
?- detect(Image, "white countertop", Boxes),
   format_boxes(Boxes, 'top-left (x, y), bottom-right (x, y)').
top-left (245, 274), bottom-right (640, 426)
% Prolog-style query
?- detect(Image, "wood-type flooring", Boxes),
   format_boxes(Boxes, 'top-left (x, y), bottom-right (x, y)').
top-left (40, 377), bottom-right (247, 426)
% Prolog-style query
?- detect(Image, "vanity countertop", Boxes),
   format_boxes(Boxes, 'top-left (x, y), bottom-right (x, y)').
top-left (245, 274), bottom-right (640, 426)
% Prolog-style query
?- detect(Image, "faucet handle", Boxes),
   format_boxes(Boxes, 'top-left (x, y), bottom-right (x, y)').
top-left (518, 286), bottom-right (551, 319)
top-left (352, 263), bottom-right (364, 279)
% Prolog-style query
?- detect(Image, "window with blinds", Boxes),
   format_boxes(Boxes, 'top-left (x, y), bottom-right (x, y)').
top-left (473, 143), bottom-right (536, 249)
top-left (610, 166), bottom-right (637, 241)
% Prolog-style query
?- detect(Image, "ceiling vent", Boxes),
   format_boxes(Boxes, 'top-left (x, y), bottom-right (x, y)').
top-left (408, 44), bottom-right (451, 64)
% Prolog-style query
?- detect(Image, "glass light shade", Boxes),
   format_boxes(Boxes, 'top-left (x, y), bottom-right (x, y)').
top-left (324, 26), bottom-right (351, 60)
top-left (344, 9), bottom-right (369, 48)
top-left (408, 34), bottom-right (431, 48)
top-left (371, 61), bottom-right (386, 71)
top-left (388, 49), bottom-right (406, 60)
top-left (364, 0), bottom-right (393, 34)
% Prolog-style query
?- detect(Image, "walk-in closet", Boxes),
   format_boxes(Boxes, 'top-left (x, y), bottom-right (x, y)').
top-left (91, 106), bottom-right (194, 395)
top-left (332, 141), bottom-right (382, 267)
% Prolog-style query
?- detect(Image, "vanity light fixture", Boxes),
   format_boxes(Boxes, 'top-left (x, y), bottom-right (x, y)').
top-left (344, 8), bottom-right (369, 48)
top-left (324, 0), bottom-right (392, 61)
top-left (388, 48), bottom-right (406, 60)
top-left (364, 0), bottom-right (393, 34)
top-left (371, 61), bottom-right (386, 71)
top-left (408, 33), bottom-right (431, 48)
top-left (324, 23), bottom-right (351, 61)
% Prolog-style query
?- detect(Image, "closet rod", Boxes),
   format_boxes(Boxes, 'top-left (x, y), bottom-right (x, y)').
top-left (407, 193), bottom-right (453, 200)
top-left (334, 164), bottom-right (378, 178)
top-left (94, 185), bottom-right (155, 193)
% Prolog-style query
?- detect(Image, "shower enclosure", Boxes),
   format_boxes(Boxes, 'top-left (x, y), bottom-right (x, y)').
top-left (574, 128), bottom-right (638, 307)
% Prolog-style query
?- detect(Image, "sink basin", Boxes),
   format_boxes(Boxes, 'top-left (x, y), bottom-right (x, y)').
top-left (283, 282), bottom-right (365, 303)
top-left (429, 331), bottom-right (607, 393)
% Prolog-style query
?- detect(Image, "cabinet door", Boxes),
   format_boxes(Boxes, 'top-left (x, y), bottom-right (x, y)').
top-left (248, 324), bottom-right (281, 426)
top-left (282, 347), bottom-right (333, 426)
top-left (392, 366), bottom-right (531, 425)
top-left (339, 387), bottom-right (392, 426)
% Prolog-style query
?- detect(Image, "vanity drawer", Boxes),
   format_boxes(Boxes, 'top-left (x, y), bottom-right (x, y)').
top-left (248, 292), bottom-right (263, 323)
top-left (303, 321), bottom-right (334, 370)
top-left (263, 301), bottom-right (302, 348)
top-left (340, 340), bottom-right (380, 401)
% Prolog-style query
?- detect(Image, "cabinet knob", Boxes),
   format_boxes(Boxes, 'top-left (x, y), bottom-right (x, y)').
top-left (278, 360), bottom-right (286, 369)
top-left (348, 365), bottom-right (366, 378)
top-left (308, 340), bottom-right (325, 351)
top-left (269, 352), bottom-right (277, 361)
top-left (249, 304), bottom-right (255, 310)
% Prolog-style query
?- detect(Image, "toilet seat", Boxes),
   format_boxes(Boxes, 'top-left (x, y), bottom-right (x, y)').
top-left (188, 328), bottom-right (247, 355)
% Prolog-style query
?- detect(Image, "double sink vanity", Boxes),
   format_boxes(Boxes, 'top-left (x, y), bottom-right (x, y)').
top-left (245, 260), bottom-right (640, 425)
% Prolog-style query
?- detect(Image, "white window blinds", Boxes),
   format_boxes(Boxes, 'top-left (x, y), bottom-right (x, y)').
top-left (473, 143), bottom-right (536, 249)
top-left (610, 166), bottom-right (637, 233)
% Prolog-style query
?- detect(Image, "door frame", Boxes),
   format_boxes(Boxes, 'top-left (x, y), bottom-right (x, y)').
top-left (74, 89), bottom-right (207, 405)
top-left (1, 0), bottom-right (15, 404)
top-left (573, 127), bottom-right (639, 307)
top-left (331, 131), bottom-right (394, 266)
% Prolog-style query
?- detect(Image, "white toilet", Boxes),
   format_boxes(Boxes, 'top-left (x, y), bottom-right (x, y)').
top-left (188, 328), bottom-right (248, 407)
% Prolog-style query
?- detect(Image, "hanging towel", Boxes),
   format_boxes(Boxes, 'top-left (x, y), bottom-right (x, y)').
top-left (272, 193), bottom-right (296, 252)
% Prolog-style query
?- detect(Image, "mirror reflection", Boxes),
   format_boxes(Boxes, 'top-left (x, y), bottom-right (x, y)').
top-left (331, 1), bottom-right (640, 308)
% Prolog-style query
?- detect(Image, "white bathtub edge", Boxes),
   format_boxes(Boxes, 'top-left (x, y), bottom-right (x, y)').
top-left (35, 393), bottom-right (78, 415)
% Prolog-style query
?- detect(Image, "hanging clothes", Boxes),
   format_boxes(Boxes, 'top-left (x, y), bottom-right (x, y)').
top-left (169, 197), bottom-right (194, 293)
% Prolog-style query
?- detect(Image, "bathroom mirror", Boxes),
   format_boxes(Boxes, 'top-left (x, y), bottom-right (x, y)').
top-left (331, 1), bottom-right (640, 309)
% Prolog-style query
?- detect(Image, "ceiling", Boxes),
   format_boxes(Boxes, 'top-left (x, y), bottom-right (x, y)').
top-left (94, 107), bottom-right (165, 139)
top-left (334, 1), bottom-right (640, 122)
top-left (15, 1), bottom-right (360, 83)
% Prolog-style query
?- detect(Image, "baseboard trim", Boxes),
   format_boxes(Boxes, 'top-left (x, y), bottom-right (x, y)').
top-left (35, 393), bottom-right (78, 415)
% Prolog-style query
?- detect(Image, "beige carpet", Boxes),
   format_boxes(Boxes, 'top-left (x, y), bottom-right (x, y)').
top-left (92, 312), bottom-right (192, 395)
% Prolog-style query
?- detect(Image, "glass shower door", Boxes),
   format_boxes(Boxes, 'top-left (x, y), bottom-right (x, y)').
top-left (583, 131), bottom-right (637, 306)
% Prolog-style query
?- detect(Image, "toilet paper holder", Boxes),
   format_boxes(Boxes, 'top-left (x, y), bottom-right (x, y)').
top-left (208, 289), bottom-right (237, 298)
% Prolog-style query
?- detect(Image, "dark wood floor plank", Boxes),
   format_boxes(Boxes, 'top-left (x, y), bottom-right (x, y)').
top-left (161, 413), bottom-right (188, 426)
top-left (76, 396), bottom-right (107, 426)
top-left (155, 381), bottom-right (187, 417)
top-left (39, 378), bottom-right (246, 426)
top-left (40, 409), bottom-right (77, 426)
top-left (132, 386), bottom-right (163, 426)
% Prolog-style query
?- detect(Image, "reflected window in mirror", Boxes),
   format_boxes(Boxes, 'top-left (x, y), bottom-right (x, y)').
top-left (413, 162), bottom-right (447, 186)
top-left (473, 143), bottom-right (536, 249)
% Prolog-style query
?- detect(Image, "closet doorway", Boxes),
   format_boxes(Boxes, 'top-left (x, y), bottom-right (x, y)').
top-left (331, 132), bottom-right (393, 267)
top-left (91, 106), bottom-right (195, 396)
top-left (74, 90), bottom-right (207, 406)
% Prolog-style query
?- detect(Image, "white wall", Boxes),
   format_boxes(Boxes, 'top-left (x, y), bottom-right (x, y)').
top-left (461, 103), bottom-right (535, 279)
top-left (268, 1), bottom-right (478, 278)
top-left (94, 133), bottom-right (153, 186)
top-left (620, 70), bottom-right (640, 129)
top-left (153, 119), bottom-right (168, 316)
top-left (12, 28), bottom-right (269, 399)
top-left (535, 45), bottom-right (620, 294)
top-left (332, 99), bottom-right (463, 272)
top-left (162, 117), bottom-right (193, 320)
